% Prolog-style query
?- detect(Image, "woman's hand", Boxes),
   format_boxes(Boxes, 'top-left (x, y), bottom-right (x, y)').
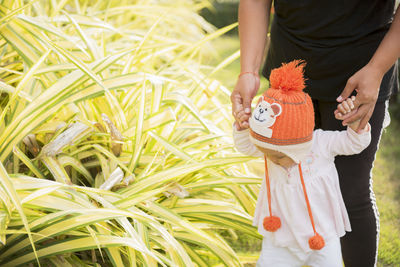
top-left (231, 73), bottom-right (260, 129)
top-left (336, 64), bottom-right (383, 133)
top-left (336, 5), bottom-right (400, 133)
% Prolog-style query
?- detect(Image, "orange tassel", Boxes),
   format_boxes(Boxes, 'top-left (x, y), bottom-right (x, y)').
top-left (263, 157), bottom-right (281, 232)
top-left (298, 164), bottom-right (325, 250)
top-left (263, 216), bottom-right (281, 232)
top-left (308, 233), bottom-right (325, 250)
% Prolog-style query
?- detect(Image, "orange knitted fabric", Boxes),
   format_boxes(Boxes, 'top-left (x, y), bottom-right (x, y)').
top-left (309, 234), bottom-right (325, 250)
top-left (263, 216), bottom-right (281, 232)
top-left (249, 60), bottom-right (314, 146)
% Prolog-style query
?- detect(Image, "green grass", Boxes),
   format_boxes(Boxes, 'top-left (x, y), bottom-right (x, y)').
top-left (212, 35), bottom-right (400, 266)
top-left (374, 107), bottom-right (400, 266)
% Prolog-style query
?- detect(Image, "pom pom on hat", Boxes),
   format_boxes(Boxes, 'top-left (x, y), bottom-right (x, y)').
top-left (263, 216), bottom-right (281, 232)
top-left (269, 60), bottom-right (306, 92)
top-left (308, 233), bottom-right (325, 250)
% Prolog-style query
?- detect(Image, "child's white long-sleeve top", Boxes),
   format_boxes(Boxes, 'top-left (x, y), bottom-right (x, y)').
top-left (233, 126), bottom-right (371, 253)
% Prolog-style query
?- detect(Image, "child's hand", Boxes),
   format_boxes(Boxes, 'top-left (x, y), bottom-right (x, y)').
top-left (233, 110), bottom-right (250, 131)
top-left (334, 96), bottom-right (356, 120)
top-left (234, 109), bottom-right (250, 126)
top-left (234, 121), bottom-right (246, 131)
top-left (334, 96), bottom-right (369, 133)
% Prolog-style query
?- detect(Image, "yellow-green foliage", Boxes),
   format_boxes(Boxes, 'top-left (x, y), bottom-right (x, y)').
top-left (0, 0), bottom-right (260, 266)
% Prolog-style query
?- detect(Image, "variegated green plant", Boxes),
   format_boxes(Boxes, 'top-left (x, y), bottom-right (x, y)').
top-left (0, 0), bottom-right (261, 266)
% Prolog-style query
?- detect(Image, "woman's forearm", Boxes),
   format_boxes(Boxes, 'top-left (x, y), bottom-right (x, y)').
top-left (238, 0), bottom-right (272, 73)
top-left (367, 5), bottom-right (400, 77)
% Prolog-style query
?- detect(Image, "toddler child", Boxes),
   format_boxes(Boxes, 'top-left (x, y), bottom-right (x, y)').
top-left (233, 60), bottom-right (371, 266)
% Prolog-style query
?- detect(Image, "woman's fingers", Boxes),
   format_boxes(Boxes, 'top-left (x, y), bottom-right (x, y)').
top-left (231, 91), bottom-right (244, 116)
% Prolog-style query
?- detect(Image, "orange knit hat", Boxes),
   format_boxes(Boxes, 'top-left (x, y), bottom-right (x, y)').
top-left (250, 60), bottom-right (325, 250)
top-left (249, 60), bottom-right (314, 163)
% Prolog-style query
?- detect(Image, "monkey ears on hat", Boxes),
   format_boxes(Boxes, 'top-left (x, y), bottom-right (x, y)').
top-left (254, 96), bottom-right (282, 117)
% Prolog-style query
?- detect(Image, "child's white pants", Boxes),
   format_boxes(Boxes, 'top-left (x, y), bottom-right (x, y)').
top-left (256, 237), bottom-right (343, 267)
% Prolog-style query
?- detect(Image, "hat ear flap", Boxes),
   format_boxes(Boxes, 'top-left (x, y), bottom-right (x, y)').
top-left (271, 103), bottom-right (282, 117)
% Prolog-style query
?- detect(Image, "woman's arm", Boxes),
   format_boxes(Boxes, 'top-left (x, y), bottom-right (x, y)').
top-left (337, 5), bottom-right (400, 133)
top-left (231, 0), bottom-right (272, 129)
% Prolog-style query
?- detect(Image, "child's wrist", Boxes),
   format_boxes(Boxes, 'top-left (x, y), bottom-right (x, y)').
top-left (356, 122), bottom-right (370, 133)
top-left (348, 120), bottom-right (369, 133)
top-left (347, 120), bottom-right (360, 129)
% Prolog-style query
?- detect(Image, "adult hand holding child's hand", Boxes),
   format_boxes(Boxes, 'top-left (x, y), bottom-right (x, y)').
top-left (231, 72), bottom-right (260, 129)
top-left (336, 64), bottom-right (382, 133)
top-left (334, 95), bottom-right (370, 133)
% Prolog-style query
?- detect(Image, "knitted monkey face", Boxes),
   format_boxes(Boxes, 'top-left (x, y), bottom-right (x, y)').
top-left (250, 98), bottom-right (282, 138)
